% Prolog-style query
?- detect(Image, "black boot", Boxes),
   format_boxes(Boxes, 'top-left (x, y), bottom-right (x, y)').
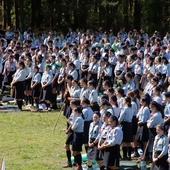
top-left (75, 154), bottom-right (82, 167)
top-left (66, 150), bottom-right (71, 164)
top-left (52, 93), bottom-right (58, 109)
top-left (122, 147), bottom-right (128, 159)
top-left (35, 99), bottom-right (39, 111)
top-left (28, 96), bottom-right (33, 105)
top-left (25, 96), bottom-right (28, 105)
top-left (127, 146), bottom-right (132, 159)
top-left (63, 150), bottom-right (72, 168)
top-left (17, 100), bottom-right (22, 110)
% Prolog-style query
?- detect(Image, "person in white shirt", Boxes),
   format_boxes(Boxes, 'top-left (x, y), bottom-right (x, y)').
top-left (11, 61), bottom-right (27, 110)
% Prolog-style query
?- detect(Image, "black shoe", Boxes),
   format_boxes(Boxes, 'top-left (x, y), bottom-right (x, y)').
top-left (62, 163), bottom-right (72, 168)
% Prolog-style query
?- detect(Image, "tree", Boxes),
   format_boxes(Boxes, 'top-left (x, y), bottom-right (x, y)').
top-left (2, 0), bottom-right (7, 29)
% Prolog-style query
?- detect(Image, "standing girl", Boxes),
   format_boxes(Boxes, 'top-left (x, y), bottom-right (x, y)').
top-left (118, 97), bottom-right (133, 159)
top-left (87, 111), bottom-right (102, 169)
top-left (11, 61), bottom-right (27, 110)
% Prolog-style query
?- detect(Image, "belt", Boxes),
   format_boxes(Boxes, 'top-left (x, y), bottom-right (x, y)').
top-left (74, 132), bottom-right (83, 134)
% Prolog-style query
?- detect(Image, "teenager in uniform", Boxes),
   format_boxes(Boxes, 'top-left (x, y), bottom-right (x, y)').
top-left (40, 64), bottom-right (53, 111)
top-left (103, 57), bottom-right (113, 81)
top-left (147, 101), bottom-right (164, 160)
top-left (97, 111), bottom-right (112, 170)
top-left (72, 51), bottom-right (80, 79)
top-left (115, 88), bottom-right (124, 110)
top-left (134, 56), bottom-right (143, 89)
top-left (114, 54), bottom-right (126, 83)
top-left (88, 54), bottom-right (98, 83)
top-left (2, 55), bottom-right (16, 94)
top-left (81, 98), bottom-right (93, 153)
top-left (164, 92), bottom-right (170, 126)
top-left (87, 111), bottom-right (102, 170)
top-left (100, 100), bottom-right (114, 117)
top-left (102, 80), bottom-right (112, 94)
top-left (67, 79), bottom-right (80, 104)
top-left (24, 58), bottom-right (33, 106)
top-left (11, 61), bottom-right (27, 110)
top-left (67, 62), bottom-right (78, 80)
top-left (79, 78), bottom-right (90, 99)
top-left (99, 115), bottom-right (123, 170)
top-left (136, 96), bottom-right (150, 156)
top-left (151, 125), bottom-right (169, 170)
top-left (63, 100), bottom-right (78, 168)
top-left (109, 95), bottom-right (120, 118)
top-left (88, 80), bottom-right (99, 111)
top-left (80, 54), bottom-right (89, 79)
top-left (124, 72), bottom-right (135, 94)
top-left (63, 75), bottom-right (73, 118)
top-left (126, 90), bottom-right (138, 157)
top-left (118, 96), bottom-right (133, 160)
top-left (57, 58), bottom-right (68, 101)
top-left (31, 66), bottom-right (41, 110)
top-left (68, 107), bottom-right (84, 170)
top-left (51, 59), bottom-right (61, 110)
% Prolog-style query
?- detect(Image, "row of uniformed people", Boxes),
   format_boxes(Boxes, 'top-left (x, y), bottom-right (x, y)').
top-left (63, 93), bottom-right (170, 169)
top-left (63, 99), bottom-right (123, 170)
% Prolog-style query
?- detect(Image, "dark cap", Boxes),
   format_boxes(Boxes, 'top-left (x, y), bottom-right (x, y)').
top-left (164, 92), bottom-right (170, 98)
top-left (45, 64), bottom-right (51, 68)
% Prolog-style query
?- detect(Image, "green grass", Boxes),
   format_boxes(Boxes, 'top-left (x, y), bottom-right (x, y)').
top-left (0, 111), bottom-right (68, 170)
top-left (0, 110), bottom-right (152, 170)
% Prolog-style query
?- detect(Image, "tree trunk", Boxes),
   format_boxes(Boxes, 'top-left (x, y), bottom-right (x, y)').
top-left (48, 0), bottom-right (54, 28)
top-left (2, 0), bottom-right (6, 29)
top-left (56, 0), bottom-right (62, 27)
top-left (134, 0), bottom-right (141, 30)
top-left (31, 0), bottom-right (41, 28)
top-left (14, 0), bottom-right (19, 30)
top-left (19, 0), bottom-right (24, 32)
top-left (6, 0), bottom-right (12, 27)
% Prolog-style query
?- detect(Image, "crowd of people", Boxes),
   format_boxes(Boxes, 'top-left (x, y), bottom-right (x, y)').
top-left (0, 26), bottom-right (170, 170)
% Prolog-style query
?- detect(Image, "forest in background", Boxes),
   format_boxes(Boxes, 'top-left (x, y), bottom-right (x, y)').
top-left (0, 0), bottom-right (170, 34)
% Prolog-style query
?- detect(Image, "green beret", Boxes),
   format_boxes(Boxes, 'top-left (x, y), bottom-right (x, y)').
top-left (55, 62), bottom-right (62, 68)
top-left (45, 64), bottom-right (51, 68)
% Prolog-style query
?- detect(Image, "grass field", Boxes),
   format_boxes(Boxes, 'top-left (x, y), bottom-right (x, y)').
top-left (0, 110), bottom-right (70, 170)
top-left (0, 110), bottom-right (152, 170)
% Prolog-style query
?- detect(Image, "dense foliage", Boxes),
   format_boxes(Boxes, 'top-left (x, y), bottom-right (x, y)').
top-left (1, 0), bottom-right (170, 34)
